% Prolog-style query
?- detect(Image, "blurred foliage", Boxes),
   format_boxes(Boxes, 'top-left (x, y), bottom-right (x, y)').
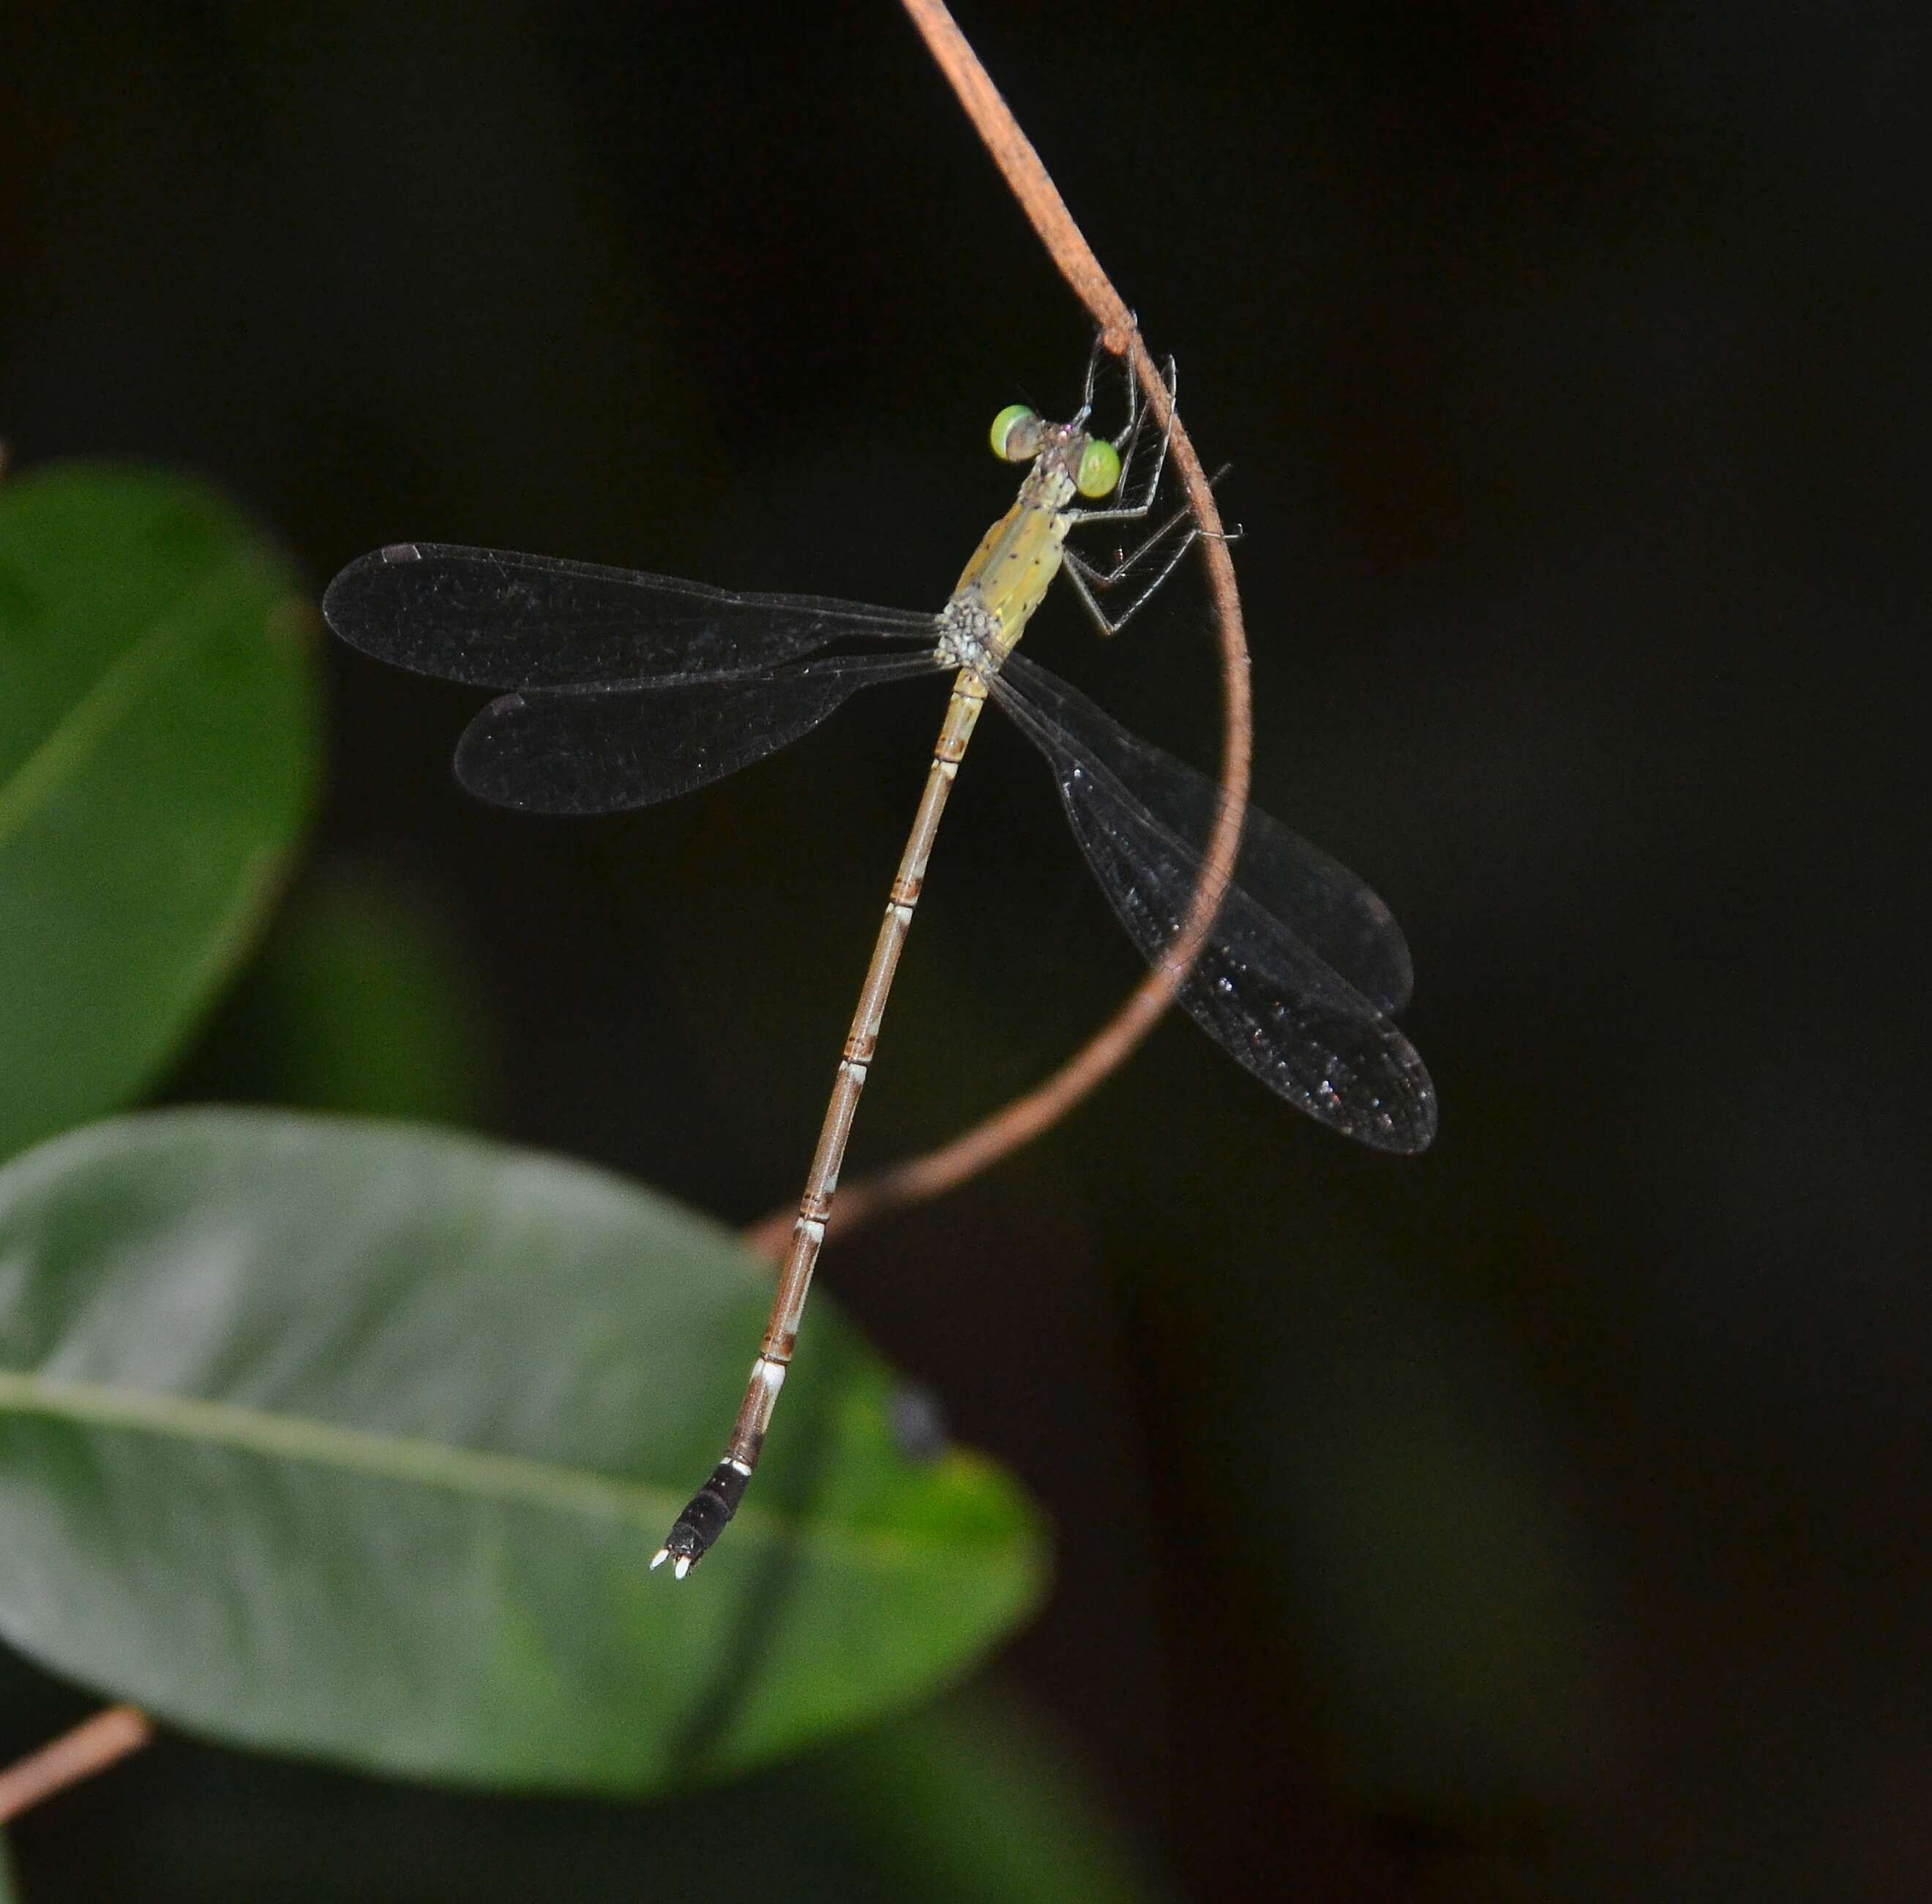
top-left (0, 1668), bottom-right (1161, 1904)
top-left (176, 860), bottom-right (493, 1128)
top-left (815, 1679), bottom-right (1164, 1904)
top-left (0, 463), bottom-right (318, 1162)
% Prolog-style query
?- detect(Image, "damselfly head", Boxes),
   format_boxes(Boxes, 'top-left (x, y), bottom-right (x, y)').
top-left (993, 403), bottom-right (1122, 503)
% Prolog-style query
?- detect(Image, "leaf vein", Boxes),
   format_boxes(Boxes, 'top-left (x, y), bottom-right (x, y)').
top-left (0, 561), bottom-right (260, 853)
top-left (0, 1368), bottom-right (679, 1523)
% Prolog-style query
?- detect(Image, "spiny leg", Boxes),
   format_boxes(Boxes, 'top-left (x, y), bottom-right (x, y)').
top-left (1075, 358), bottom-right (1182, 529)
top-left (1060, 348), bottom-right (1228, 643)
top-left (1063, 524), bottom-right (1195, 637)
top-left (1083, 457), bottom-right (1238, 566)
top-left (1072, 326), bottom-right (1180, 514)
top-left (1086, 346), bottom-right (1175, 520)
top-left (1063, 465), bottom-right (1240, 638)
top-left (1073, 315), bottom-right (1147, 431)
top-left (1071, 326), bottom-right (1111, 427)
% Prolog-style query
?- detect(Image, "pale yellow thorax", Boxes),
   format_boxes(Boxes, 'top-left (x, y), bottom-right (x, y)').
top-left (933, 464), bottom-right (1079, 762)
top-left (948, 465), bottom-right (1078, 656)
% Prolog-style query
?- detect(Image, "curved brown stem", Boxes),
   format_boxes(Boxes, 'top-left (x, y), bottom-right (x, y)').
top-left (745, 1), bottom-right (1253, 1262)
top-left (0, 1704), bottom-right (152, 1824)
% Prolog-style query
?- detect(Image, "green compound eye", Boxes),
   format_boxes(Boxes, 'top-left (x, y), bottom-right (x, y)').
top-left (990, 404), bottom-right (1043, 463)
top-left (1076, 436), bottom-right (1122, 500)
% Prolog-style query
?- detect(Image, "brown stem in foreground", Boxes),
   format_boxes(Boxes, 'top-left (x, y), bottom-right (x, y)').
top-left (0, 1704), bottom-right (152, 1824)
top-left (744, 0), bottom-right (1253, 1261)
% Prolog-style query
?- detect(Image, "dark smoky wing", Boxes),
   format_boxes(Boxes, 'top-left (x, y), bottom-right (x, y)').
top-left (454, 651), bottom-right (946, 814)
top-left (993, 661), bottom-right (1435, 1150)
top-left (993, 652), bottom-right (1415, 1012)
top-left (323, 542), bottom-right (937, 691)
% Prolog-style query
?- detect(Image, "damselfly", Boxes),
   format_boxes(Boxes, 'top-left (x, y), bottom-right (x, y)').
top-left (322, 344), bottom-right (1435, 1575)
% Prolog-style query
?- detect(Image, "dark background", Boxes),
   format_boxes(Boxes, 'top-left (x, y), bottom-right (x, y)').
top-left (1, 2), bottom-right (1924, 1899)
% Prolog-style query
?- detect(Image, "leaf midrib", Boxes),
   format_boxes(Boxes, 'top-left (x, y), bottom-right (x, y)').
top-left (0, 1368), bottom-right (1014, 1571)
top-left (0, 558), bottom-right (258, 852)
top-left (0, 1366), bottom-right (680, 1519)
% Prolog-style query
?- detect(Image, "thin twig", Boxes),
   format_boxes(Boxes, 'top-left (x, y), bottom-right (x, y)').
top-left (744, 0), bottom-right (1253, 1260)
top-left (0, 1705), bottom-right (152, 1824)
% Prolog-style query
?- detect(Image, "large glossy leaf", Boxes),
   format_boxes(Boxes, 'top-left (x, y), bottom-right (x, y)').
top-left (0, 1111), bottom-right (1046, 1792)
top-left (0, 465), bottom-right (318, 1161)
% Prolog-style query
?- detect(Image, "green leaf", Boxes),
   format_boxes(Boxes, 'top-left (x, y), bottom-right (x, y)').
top-left (179, 861), bottom-right (493, 1127)
top-left (0, 464), bottom-right (318, 1161)
top-left (0, 1111), bottom-right (1046, 1794)
top-left (814, 1680), bottom-right (1167, 1904)
top-left (0, 1829), bottom-right (15, 1904)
